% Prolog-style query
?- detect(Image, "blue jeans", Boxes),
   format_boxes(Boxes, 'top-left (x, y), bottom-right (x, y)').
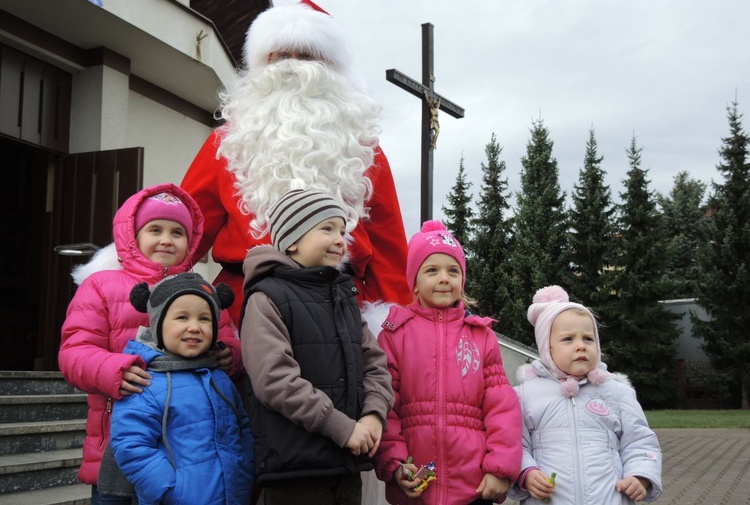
top-left (91, 485), bottom-right (134, 505)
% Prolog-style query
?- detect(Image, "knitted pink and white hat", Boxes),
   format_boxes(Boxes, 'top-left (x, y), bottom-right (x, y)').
top-left (406, 220), bottom-right (466, 292)
top-left (243, 1), bottom-right (353, 75)
top-left (528, 285), bottom-right (608, 396)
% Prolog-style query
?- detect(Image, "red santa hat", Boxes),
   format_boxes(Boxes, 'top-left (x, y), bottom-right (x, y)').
top-left (243, 1), bottom-right (353, 74)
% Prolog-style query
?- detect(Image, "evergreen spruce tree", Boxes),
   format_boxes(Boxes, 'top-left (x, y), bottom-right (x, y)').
top-left (604, 137), bottom-right (677, 409)
top-left (441, 155), bottom-right (474, 248)
top-left (569, 128), bottom-right (615, 309)
top-left (658, 171), bottom-right (708, 299)
top-left (509, 119), bottom-right (570, 345)
top-left (469, 134), bottom-right (520, 338)
top-left (694, 101), bottom-right (750, 409)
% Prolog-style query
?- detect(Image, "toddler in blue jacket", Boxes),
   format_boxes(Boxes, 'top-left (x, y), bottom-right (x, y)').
top-left (107, 273), bottom-right (254, 505)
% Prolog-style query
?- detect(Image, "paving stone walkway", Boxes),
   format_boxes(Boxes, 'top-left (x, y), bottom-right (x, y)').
top-left (653, 428), bottom-right (749, 505)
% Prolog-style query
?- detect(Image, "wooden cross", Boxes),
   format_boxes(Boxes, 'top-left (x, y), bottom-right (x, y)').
top-left (386, 23), bottom-right (465, 223)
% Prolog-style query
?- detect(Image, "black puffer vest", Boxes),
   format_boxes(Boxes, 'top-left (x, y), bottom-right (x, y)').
top-left (246, 265), bottom-right (371, 484)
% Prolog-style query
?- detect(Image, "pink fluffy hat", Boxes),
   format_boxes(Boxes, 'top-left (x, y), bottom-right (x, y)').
top-left (527, 285), bottom-right (609, 396)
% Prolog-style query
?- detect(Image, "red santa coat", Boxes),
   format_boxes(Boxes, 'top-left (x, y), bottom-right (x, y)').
top-left (181, 130), bottom-right (412, 324)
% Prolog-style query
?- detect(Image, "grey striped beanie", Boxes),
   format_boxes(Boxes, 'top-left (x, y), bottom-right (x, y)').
top-left (269, 189), bottom-right (347, 253)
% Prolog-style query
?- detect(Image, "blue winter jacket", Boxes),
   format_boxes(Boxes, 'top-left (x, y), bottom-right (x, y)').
top-left (110, 339), bottom-right (254, 505)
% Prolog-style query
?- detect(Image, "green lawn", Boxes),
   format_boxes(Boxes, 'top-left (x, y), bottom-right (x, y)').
top-left (645, 409), bottom-right (750, 429)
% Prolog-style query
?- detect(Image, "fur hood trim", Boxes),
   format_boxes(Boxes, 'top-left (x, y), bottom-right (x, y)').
top-left (71, 243), bottom-right (120, 286)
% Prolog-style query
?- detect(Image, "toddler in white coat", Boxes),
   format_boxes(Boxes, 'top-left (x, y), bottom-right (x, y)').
top-left (509, 285), bottom-right (662, 504)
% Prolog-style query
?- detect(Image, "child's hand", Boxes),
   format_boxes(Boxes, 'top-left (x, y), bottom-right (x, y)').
top-left (476, 474), bottom-right (508, 502)
top-left (345, 421), bottom-right (376, 456)
top-left (616, 476), bottom-right (649, 502)
top-left (394, 463), bottom-right (423, 498)
top-left (357, 414), bottom-right (383, 456)
top-left (119, 365), bottom-right (151, 397)
top-left (213, 345), bottom-right (233, 373)
top-left (525, 469), bottom-right (555, 500)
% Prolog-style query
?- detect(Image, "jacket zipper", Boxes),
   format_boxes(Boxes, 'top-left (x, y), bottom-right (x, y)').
top-left (98, 397), bottom-right (113, 449)
top-left (570, 395), bottom-right (585, 504)
top-left (436, 310), bottom-right (447, 503)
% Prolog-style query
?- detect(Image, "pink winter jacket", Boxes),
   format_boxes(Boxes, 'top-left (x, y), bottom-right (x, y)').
top-left (374, 302), bottom-right (523, 505)
top-left (58, 183), bottom-right (243, 485)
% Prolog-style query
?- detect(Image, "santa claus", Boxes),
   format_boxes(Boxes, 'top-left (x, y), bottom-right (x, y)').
top-left (181, 0), bottom-right (412, 325)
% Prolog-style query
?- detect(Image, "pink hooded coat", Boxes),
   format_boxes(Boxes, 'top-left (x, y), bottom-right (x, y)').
top-left (374, 302), bottom-right (523, 505)
top-left (58, 183), bottom-right (242, 485)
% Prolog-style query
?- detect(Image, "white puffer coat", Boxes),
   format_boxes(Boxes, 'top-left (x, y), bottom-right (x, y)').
top-left (508, 360), bottom-right (663, 504)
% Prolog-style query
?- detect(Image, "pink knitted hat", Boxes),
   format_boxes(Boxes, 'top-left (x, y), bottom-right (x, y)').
top-left (134, 192), bottom-right (193, 242)
top-left (528, 285), bottom-right (607, 396)
top-left (406, 220), bottom-right (466, 291)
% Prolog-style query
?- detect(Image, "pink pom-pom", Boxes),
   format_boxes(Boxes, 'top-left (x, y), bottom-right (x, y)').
top-left (533, 285), bottom-right (569, 304)
top-left (560, 377), bottom-right (580, 397)
top-left (588, 367), bottom-right (609, 385)
top-left (420, 220), bottom-right (447, 233)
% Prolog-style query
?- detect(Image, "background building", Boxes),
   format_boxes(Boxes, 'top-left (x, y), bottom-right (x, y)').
top-left (0, 0), bottom-right (269, 371)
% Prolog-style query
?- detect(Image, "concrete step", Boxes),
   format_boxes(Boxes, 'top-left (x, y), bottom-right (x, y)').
top-left (0, 394), bottom-right (88, 423)
top-left (0, 449), bottom-right (82, 494)
top-left (0, 372), bottom-right (90, 501)
top-left (0, 371), bottom-right (79, 396)
top-left (0, 448), bottom-right (82, 494)
top-left (0, 420), bottom-right (86, 455)
top-left (0, 482), bottom-right (90, 504)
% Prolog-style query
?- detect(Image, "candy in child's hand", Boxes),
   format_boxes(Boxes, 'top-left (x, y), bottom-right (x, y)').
top-left (412, 462), bottom-right (436, 492)
top-left (414, 474), bottom-right (436, 492)
top-left (542, 472), bottom-right (557, 502)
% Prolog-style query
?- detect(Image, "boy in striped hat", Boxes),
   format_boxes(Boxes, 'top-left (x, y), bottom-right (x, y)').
top-left (239, 189), bottom-right (394, 505)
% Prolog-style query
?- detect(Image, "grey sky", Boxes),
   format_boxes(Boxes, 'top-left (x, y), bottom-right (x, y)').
top-left (275, 0), bottom-right (750, 237)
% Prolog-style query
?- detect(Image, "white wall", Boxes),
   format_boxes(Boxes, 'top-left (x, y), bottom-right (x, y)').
top-left (69, 65), bottom-right (130, 153)
top-left (126, 91), bottom-right (210, 187)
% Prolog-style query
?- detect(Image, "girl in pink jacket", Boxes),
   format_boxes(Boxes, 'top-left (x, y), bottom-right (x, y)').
top-left (375, 221), bottom-right (522, 505)
top-left (58, 183), bottom-right (243, 504)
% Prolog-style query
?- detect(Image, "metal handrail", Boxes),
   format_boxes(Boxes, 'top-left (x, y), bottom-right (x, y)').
top-left (495, 332), bottom-right (539, 361)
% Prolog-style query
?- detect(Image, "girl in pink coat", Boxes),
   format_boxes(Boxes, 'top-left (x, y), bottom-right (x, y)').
top-left (58, 183), bottom-right (243, 504)
top-left (374, 221), bottom-right (522, 505)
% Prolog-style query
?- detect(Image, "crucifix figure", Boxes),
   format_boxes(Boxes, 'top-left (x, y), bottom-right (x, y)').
top-left (425, 90), bottom-right (441, 150)
top-left (386, 23), bottom-right (464, 223)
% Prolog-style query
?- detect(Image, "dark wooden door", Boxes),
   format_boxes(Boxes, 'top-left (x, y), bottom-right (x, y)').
top-left (38, 147), bottom-right (143, 370)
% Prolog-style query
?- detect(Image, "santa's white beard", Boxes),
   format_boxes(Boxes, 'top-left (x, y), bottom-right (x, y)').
top-left (217, 59), bottom-right (381, 237)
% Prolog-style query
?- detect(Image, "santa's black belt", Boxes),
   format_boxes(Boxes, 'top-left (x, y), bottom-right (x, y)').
top-left (219, 261), bottom-right (244, 276)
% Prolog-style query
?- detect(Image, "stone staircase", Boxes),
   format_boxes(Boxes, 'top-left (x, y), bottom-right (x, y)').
top-left (0, 371), bottom-right (90, 504)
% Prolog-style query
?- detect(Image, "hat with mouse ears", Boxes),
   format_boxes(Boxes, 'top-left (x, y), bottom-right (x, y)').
top-left (527, 285), bottom-right (609, 397)
top-left (243, 0), bottom-right (353, 75)
top-left (130, 273), bottom-right (234, 350)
